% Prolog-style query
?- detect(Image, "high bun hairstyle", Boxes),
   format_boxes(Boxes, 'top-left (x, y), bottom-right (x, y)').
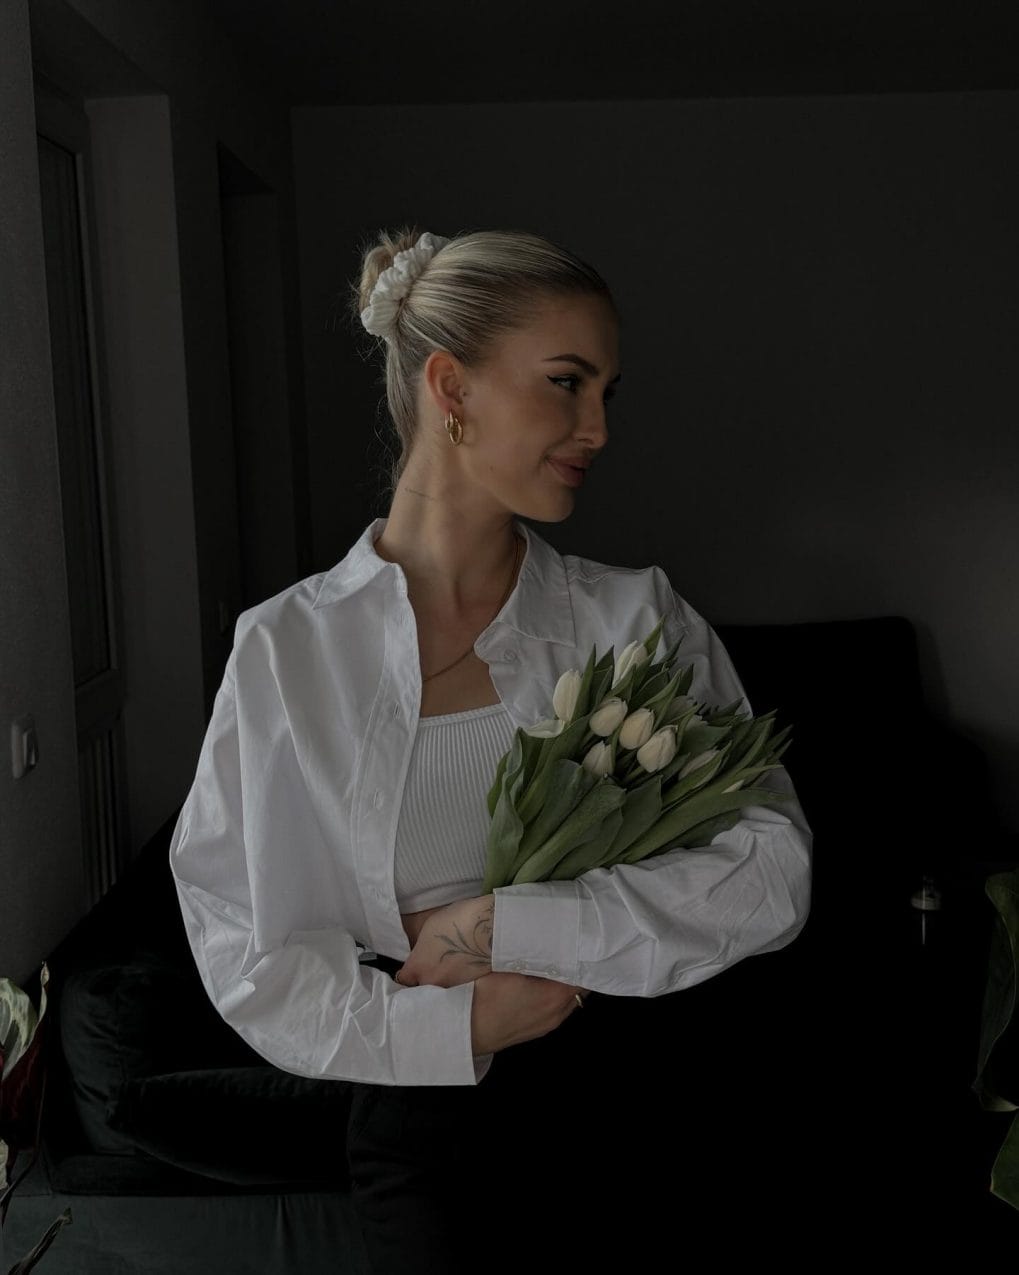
top-left (348, 224), bottom-right (618, 498)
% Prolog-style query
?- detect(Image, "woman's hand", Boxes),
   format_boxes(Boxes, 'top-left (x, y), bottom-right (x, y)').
top-left (396, 894), bottom-right (495, 988)
top-left (469, 971), bottom-right (587, 1056)
top-left (400, 905), bottom-right (444, 948)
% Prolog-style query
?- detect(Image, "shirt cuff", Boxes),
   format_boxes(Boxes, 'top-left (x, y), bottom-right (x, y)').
top-left (490, 883), bottom-right (582, 984)
top-left (389, 979), bottom-right (481, 1085)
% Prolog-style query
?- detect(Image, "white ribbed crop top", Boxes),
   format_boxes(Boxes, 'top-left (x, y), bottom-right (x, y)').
top-left (392, 701), bottom-right (518, 913)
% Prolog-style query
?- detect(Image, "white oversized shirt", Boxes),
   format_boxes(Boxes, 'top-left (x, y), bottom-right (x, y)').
top-left (168, 516), bottom-right (812, 1088)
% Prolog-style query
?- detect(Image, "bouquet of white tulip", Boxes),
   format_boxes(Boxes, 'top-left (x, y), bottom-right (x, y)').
top-left (480, 616), bottom-right (794, 892)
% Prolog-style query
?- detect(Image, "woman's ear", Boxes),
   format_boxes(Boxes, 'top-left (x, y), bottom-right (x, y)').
top-left (422, 348), bottom-right (466, 416)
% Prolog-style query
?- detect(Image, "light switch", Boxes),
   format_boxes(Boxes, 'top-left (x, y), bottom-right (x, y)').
top-left (11, 715), bottom-right (39, 779)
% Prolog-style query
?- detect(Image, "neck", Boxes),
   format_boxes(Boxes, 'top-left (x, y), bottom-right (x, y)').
top-left (372, 488), bottom-right (523, 617)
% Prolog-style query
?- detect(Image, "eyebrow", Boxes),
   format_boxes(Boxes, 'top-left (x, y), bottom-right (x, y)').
top-left (544, 353), bottom-right (622, 384)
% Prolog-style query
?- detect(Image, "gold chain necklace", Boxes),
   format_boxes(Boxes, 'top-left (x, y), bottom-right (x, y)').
top-left (421, 536), bottom-right (522, 684)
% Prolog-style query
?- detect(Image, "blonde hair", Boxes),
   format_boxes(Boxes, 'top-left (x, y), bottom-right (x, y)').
top-left (347, 225), bottom-right (618, 497)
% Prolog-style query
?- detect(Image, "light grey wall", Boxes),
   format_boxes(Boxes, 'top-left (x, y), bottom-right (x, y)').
top-left (85, 95), bottom-right (205, 854)
top-left (2, 0), bottom-right (306, 986)
top-left (292, 92), bottom-right (1019, 834)
top-left (0, 0), bottom-right (84, 988)
top-left (42, 0), bottom-right (310, 708)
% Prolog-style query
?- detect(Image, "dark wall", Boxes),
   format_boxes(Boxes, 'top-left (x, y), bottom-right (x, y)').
top-left (292, 91), bottom-right (1019, 832)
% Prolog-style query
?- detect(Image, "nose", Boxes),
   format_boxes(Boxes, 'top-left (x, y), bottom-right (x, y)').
top-left (577, 401), bottom-right (609, 453)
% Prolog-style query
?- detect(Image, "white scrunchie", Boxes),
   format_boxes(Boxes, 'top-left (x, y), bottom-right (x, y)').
top-left (359, 230), bottom-right (451, 338)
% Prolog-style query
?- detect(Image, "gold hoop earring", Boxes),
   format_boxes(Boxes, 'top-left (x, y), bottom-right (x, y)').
top-left (445, 410), bottom-right (463, 446)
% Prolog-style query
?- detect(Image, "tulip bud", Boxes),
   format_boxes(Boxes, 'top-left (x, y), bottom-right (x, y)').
top-left (552, 668), bottom-right (583, 724)
top-left (678, 748), bottom-right (719, 778)
top-left (636, 726), bottom-right (678, 773)
top-left (582, 740), bottom-right (614, 777)
top-left (618, 707), bottom-right (656, 751)
top-left (524, 717), bottom-right (566, 738)
top-left (722, 779), bottom-right (743, 793)
top-left (612, 640), bottom-right (650, 689)
top-left (589, 696), bottom-right (628, 736)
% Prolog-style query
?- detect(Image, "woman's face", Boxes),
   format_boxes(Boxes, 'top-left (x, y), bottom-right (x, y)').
top-left (425, 292), bottom-right (620, 522)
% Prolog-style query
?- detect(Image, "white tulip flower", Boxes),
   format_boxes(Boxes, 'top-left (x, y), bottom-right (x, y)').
top-left (523, 717), bottom-right (566, 738)
top-left (678, 748), bottom-right (719, 778)
top-left (582, 740), bottom-right (614, 777)
top-left (589, 697), bottom-right (628, 736)
top-left (636, 726), bottom-right (678, 773)
top-left (618, 707), bottom-right (656, 751)
top-left (612, 640), bottom-right (650, 689)
top-left (552, 669), bottom-right (583, 723)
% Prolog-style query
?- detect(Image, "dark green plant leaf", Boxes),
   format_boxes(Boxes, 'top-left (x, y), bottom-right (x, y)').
top-left (974, 870), bottom-right (1019, 1111)
top-left (655, 810), bottom-right (745, 852)
top-left (571, 646), bottom-right (599, 721)
top-left (486, 749), bottom-right (510, 819)
top-left (481, 759), bottom-right (528, 892)
top-left (678, 723), bottom-right (732, 758)
top-left (600, 774), bottom-right (664, 861)
top-left (516, 716), bottom-right (592, 825)
top-left (509, 759), bottom-right (597, 877)
top-left (549, 807), bottom-right (625, 879)
top-left (662, 741), bottom-right (733, 806)
top-left (512, 780), bottom-right (627, 884)
top-left (990, 1111), bottom-right (1019, 1211)
top-left (618, 784), bottom-right (793, 865)
top-left (630, 668), bottom-right (671, 711)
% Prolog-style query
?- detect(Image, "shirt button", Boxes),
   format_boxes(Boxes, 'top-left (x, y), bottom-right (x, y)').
top-left (503, 649), bottom-right (518, 662)
top-left (373, 790), bottom-right (386, 809)
top-left (510, 960), bottom-right (524, 972)
top-left (547, 966), bottom-right (560, 977)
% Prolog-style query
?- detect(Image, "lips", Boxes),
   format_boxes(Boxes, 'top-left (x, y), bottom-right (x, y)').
top-left (548, 458), bottom-right (586, 487)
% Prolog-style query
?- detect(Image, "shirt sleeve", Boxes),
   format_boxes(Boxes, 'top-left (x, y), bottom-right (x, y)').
top-left (489, 570), bottom-right (813, 998)
top-left (169, 643), bottom-right (488, 1085)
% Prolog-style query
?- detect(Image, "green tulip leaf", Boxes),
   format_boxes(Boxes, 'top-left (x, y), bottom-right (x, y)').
top-left (515, 716), bottom-right (593, 825)
top-left (641, 616), bottom-right (666, 662)
top-left (630, 668), bottom-right (670, 712)
top-left (512, 779), bottom-right (627, 884)
top-left (572, 646), bottom-right (599, 722)
top-left (619, 783), bottom-right (793, 865)
top-left (510, 759), bottom-right (598, 876)
top-left (704, 697), bottom-right (745, 725)
top-left (481, 753), bottom-right (528, 891)
top-left (989, 1112), bottom-right (1019, 1211)
top-left (600, 773), bottom-right (664, 861)
top-left (486, 749), bottom-right (510, 819)
top-left (662, 742), bottom-right (732, 805)
top-left (679, 724), bottom-right (732, 757)
top-left (549, 806), bottom-right (626, 879)
top-left (650, 810), bottom-right (745, 854)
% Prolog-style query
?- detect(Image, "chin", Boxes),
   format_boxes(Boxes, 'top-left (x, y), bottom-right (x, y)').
top-left (505, 478), bottom-right (576, 524)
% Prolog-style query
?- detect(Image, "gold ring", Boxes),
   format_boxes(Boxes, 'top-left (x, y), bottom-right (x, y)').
top-left (574, 994), bottom-right (584, 1009)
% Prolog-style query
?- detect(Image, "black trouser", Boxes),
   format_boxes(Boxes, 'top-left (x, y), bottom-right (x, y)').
top-left (344, 955), bottom-right (831, 1272)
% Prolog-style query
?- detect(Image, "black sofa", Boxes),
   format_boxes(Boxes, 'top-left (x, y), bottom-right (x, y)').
top-left (5, 616), bottom-right (1013, 1270)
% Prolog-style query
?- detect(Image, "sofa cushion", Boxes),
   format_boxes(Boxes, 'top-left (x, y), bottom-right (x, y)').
top-left (59, 956), bottom-right (265, 1155)
top-left (105, 1067), bottom-right (355, 1186)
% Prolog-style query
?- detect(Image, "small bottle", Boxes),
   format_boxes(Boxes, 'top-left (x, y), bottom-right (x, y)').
top-left (910, 874), bottom-right (942, 947)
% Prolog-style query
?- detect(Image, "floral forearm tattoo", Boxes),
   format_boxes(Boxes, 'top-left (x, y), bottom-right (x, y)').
top-left (435, 901), bottom-right (494, 970)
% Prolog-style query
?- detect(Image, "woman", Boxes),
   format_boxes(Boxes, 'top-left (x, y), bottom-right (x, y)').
top-left (169, 226), bottom-right (813, 1270)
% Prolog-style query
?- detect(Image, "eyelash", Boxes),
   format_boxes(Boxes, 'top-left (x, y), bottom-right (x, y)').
top-left (550, 375), bottom-right (617, 403)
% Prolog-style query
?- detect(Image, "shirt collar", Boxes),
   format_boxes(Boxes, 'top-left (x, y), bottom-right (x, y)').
top-left (312, 516), bottom-right (576, 647)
